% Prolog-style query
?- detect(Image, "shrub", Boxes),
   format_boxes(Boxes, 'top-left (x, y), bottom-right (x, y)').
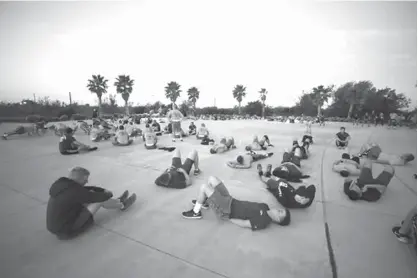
top-left (26, 114), bottom-right (45, 123)
top-left (0, 116), bottom-right (26, 123)
top-left (71, 113), bottom-right (87, 121)
top-left (59, 114), bottom-right (69, 121)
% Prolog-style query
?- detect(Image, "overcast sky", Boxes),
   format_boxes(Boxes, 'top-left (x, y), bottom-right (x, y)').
top-left (0, 0), bottom-right (416, 108)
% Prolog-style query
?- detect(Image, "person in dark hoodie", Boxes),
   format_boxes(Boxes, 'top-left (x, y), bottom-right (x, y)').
top-left (46, 167), bottom-right (137, 239)
top-left (257, 164), bottom-right (316, 208)
top-left (270, 149), bottom-right (310, 182)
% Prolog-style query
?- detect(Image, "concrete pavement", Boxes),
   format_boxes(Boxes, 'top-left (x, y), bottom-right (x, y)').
top-left (0, 120), bottom-right (416, 278)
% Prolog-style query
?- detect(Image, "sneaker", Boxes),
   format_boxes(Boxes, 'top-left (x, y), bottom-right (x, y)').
top-left (392, 226), bottom-right (412, 244)
top-left (182, 209), bottom-right (202, 219)
top-left (88, 147), bottom-right (98, 151)
top-left (191, 200), bottom-right (209, 209)
top-left (118, 190), bottom-right (129, 203)
top-left (172, 139), bottom-right (176, 142)
top-left (180, 138), bottom-right (183, 142)
top-left (231, 145), bottom-right (237, 149)
top-left (267, 152), bottom-right (274, 157)
top-left (266, 164), bottom-right (272, 176)
top-left (2, 134), bottom-right (7, 140)
top-left (194, 169), bottom-right (201, 176)
top-left (121, 193), bottom-right (137, 211)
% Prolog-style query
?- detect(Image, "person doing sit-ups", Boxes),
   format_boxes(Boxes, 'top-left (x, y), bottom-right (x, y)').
top-left (112, 125), bottom-right (133, 146)
top-left (245, 135), bottom-right (274, 151)
top-left (227, 151), bottom-right (273, 169)
top-left (210, 136), bottom-right (236, 154)
top-left (59, 128), bottom-right (98, 155)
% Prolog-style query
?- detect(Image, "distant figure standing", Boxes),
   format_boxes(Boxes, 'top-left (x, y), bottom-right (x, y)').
top-left (167, 105), bottom-right (184, 142)
top-left (92, 109), bottom-right (98, 119)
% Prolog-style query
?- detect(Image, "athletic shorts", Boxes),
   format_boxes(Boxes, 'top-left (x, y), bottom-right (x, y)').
top-left (358, 167), bottom-right (394, 187)
top-left (336, 140), bottom-right (348, 147)
top-left (172, 157), bottom-right (194, 175)
top-left (172, 121), bottom-right (181, 134)
top-left (282, 152), bottom-right (301, 167)
top-left (207, 182), bottom-right (232, 219)
top-left (57, 208), bottom-right (94, 239)
top-left (145, 143), bottom-right (157, 150)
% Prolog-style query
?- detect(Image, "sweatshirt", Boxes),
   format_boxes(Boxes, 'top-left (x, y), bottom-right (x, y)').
top-left (46, 177), bottom-right (112, 234)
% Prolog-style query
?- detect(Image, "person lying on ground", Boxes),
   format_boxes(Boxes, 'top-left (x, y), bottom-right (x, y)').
top-left (196, 123), bottom-right (209, 139)
top-left (257, 164), bottom-right (316, 209)
top-left (302, 134), bottom-right (314, 145)
top-left (189, 122), bottom-right (197, 135)
top-left (226, 151), bottom-right (273, 169)
top-left (151, 120), bottom-right (162, 135)
top-left (155, 149), bottom-right (201, 188)
top-left (210, 137), bottom-right (237, 154)
top-left (291, 140), bottom-right (310, 160)
top-left (332, 153), bottom-right (361, 177)
top-left (77, 120), bottom-right (91, 135)
top-left (90, 121), bottom-right (112, 142)
top-left (181, 176), bottom-right (290, 230)
top-left (245, 135), bottom-right (274, 151)
top-left (2, 122), bottom-right (47, 140)
top-left (358, 142), bottom-right (415, 166)
top-left (335, 127), bottom-right (350, 148)
top-left (270, 150), bottom-right (310, 182)
top-left (144, 124), bottom-right (158, 149)
top-left (46, 167), bottom-right (136, 239)
top-left (53, 122), bottom-right (79, 137)
top-left (59, 128), bottom-right (98, 155)
top-left (200, 135), bottom-right (215, 145)
top-left (392, 205), bottom-right (417, 244)
top-left (343, 159), bottom-right (395, 202)
top-left (112, 125), bottom-right (133, 146)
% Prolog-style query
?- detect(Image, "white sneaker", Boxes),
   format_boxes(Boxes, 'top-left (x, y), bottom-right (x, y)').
top-left (180, 138), bottom-right (183, 141)
top-left (172, 139), bottom-right (176, 142)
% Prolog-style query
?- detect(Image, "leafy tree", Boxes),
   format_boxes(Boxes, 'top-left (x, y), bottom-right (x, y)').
top-left (345, 81), bottom-right (374, 118)
top-left (310, 85), bottom-right (334, 116)
top-left (114, 75), bottom-right (134, 115)
top-left (179, 100), bottom-right (192, 116)
top-left (165, 81), bottom-right (182, 109)
top-left (108, 94), bottom-right (117, 107)
top-left (87, 74), bottom-right (109, 116)
top-left (187, 87), bottom-right (200, 115)
top-left (232, 85), bottom-right (247, 114)
top-left (259, 88), bottom-right (268, 118)
top-left (244, 101), bottom-right (263, 116)
top-left (295, 94), bottom-right (317, 116)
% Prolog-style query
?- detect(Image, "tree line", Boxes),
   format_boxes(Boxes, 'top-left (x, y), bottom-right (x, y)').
top-left (0, 75), bottom-right (415, 122)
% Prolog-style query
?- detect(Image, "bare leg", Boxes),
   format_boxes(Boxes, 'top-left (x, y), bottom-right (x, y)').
top-left (85, 198), bottom-right (123, 215)
top-left (196, 183), bottom-right (214, 205)
top-left (187, 150), bottom-right (200, 171)
top-left (173, 148), bottom-right (181, 159)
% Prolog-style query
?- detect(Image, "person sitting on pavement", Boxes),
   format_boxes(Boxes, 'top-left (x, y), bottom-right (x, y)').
top-left (46, 167), bottom-right (136, 239)
top-left (151, 120), bottom-right (162, 136)
top-left (245, 135), bottom-right (274, 151)
top-left (358, 142), bottom-right (415, 166)
top-left (343, 159), bottom-right (395, 202)
top-left (189, 122), bottom-right (197, 135)
top-left (112, 125), bottom-right (133, 146)
top-left (181, 176), bottom-right (291, 230)
top-left (196, 123), bottom-right (209, 139)
top-left (144, 124), bottom-right (158, 150)
top-left (90, 121), bottom-right (112, 142)
top-left (332, 153), bottom-right (361, 177)
top-left (59, 128), bottom-right (98, 155)
top-left (125, 121), bottom-right (141, 137)
top-left (210, 136), bottom-right (237, 154)
top-left (155, 149), bottom-right (201, 189)
top-left (335, 127), bottom-right (351, 149)
top-left (257, 164), bottom-right (316, 209)
top-left (270, 150), bottom-right (310, 182)
top-left (227, 150), bottom-right (273, 169)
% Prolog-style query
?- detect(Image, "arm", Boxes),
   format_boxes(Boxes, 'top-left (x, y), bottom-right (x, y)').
top-left (177, 168), bottom-right (192, 186)
top-left (78, 187), bottom-right (113, 204)
top-left (84, 186), bottom-right (106, 192)
top-left (229, 219), bottom-right (252, 229)
top-left (227, 161), bottom-right (251, 169)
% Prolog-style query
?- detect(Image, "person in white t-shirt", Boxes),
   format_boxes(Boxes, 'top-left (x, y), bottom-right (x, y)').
top-left (112, 125), bottom-right (133, 146)
top-left (144, 124), bottom-right (158, 149)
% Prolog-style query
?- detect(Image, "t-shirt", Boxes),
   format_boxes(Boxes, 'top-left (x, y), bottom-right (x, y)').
top-left (59, 135), bottom-right (76, 153)
top-left (229, 198), bottom-right (272, 231)
top-left (155, 169), bottom-right (187, 189)
top-left (116, 130), bottom-right (129, 145)
top-left (197, 127), bottom-right (209, 136)
top-left (90, 127), bottom-right (100, 141)
top-left (144, 131), bottom-right (156, 146)
top-left (152, 123), bottom-right (161, 132)
top-left (275, 163), bottom-right (302, 179)
top-left (336, 132), bottom-right (349, 141)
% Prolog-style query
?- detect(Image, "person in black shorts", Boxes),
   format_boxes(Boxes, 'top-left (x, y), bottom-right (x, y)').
top-left (155, 149), bottom-right (201, 188)
top-left (46, 167), bottom-right (136, 239)
top-left (335, 127), bottom-right (351, 148)
top-left (257, 166), bottom-right (316, 208)
top-left (59, 128), bottom-right (98, 155)
top-left (182, 176), bottom-right (290, 230)
top-left (343, 159), bottom-right (395, 201)
top-left (227, 151), bottom-right (273, 169)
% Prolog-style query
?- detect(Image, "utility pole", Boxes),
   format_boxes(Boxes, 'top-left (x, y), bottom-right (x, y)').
top-left (214, 98), bottom-right (216, 107)
top-left (69, 92), bottom-right (72, 105)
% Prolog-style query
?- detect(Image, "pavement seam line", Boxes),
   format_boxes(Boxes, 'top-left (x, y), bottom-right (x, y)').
top-left (95, 224), bottom-right (230, 278)
top-left (320, 146), bottom-right (338, 278)
top-left (0, 183), bottom-right (46, 205)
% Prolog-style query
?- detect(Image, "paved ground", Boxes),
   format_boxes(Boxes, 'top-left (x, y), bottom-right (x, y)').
top-left (0, 120), bottom-right (416, 278)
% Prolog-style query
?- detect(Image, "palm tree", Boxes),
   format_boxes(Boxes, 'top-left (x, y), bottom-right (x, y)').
top-left (114, 75), bottom-right (134, 115)
top-left (345, 81), bottom-right (373, 118)
top-left (232, 85), bottom-right (247, 114)
top-left (165, 81), bottom-right (182, 109)
top-left (187, 87), bottom-right (200, 116)
top-left (310, 85), bottom-right (334, 116)
top-left (259, 88), bottom-right (268, 118)
top-left (87, 74), bottom-right (109, 116)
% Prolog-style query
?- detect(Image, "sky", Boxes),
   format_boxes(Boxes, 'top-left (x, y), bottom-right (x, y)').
top-left (0, 0), bottom-right (416, 108)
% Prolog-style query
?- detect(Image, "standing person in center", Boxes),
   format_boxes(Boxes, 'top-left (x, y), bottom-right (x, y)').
top-left (167, 104), bottom-right (184, 142)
